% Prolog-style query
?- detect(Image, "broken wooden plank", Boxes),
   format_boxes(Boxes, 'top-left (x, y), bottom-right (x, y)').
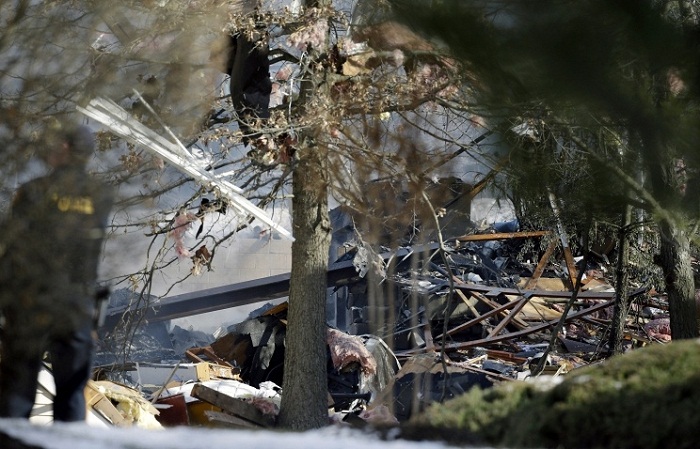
top-left (85, 381), bottom-right (131, 427)
top-left (561, 245), bottom-right (579, 290)
top-left (523, 240), bottom-right (557, 289)
top-left (435, 294), bottom-right (523, 340)
top-left (438, 272), bottom-right (528, 339)
top-left (403, 287), bottom-right (647, 355)
top-left (193, 363), bottom-right (241, 382)
top-left (455, 288), bottom-right (481, 320)
top-left (487, 293), bottom-right (534, 337)
top-left (190, 384), bottom-right (275, 428)
top-left (454, 230), bottom-right (551, 242)
top-left (443, 299), bottom-right (613, 352)
top-left (456, 284), bottom-right (616, 300)
top-left (186, 347), bottom-right (227, 365)
top-left (412, 299), bottom-right (615, 355)
top-left (484, 349), bottom-right (528, 365)
top-left (472, 291), bottom-right (529, 330)
top-left (446, 283), bottom-right (616, 337)
top-left (204, 410), bottom-right (262, 429)
top-left (519, 297), bottom-right (564, 321)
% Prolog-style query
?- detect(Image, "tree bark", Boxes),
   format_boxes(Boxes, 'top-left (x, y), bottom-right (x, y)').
top-left (278, 148), bottom-right (331, 430)
top-left (609, 204), bottom-right (632, 354)
top-left (657, 220), bottom-right (698, 339)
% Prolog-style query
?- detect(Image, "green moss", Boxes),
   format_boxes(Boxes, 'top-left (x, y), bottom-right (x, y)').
top-left (403, 340), bottom-right (700, 448)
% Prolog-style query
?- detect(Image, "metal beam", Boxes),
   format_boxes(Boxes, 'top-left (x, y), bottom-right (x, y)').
top-left (101, 258), bottom-right (361, 329)
top-left (100, 244), bottom-right (437, 330)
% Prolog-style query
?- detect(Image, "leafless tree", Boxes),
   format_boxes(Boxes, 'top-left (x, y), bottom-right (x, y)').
top-left (1, 0), bottom-right (495, 430)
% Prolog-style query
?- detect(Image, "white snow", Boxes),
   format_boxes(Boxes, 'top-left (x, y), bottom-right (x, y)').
top-left (0, 419), bottom-right (492, 449)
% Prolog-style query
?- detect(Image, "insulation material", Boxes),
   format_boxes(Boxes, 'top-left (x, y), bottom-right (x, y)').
top-left (92, 381), bottom-right (162, 429)
top-left (644, 318), bottom-right (672, 342)
top-left (327, 328), bottom-right (377, 375)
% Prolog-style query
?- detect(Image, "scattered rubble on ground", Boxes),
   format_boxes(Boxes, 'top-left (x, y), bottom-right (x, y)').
top-left (30, 222), bottom-right (672, 431)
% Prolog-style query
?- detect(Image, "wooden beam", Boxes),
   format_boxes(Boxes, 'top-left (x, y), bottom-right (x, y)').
top-left (561, 245), bottom-right (579, 290)
top-left (401, 287), bottom-right (647, 355)
top-left (435, 293), bottom-right (522, 340)
top-left (487, 293), bottom-right (534, 338)
top-left (453, 230), bottom-right (551, 242)
top-left (190, 384), bottom-right (275, 428)
top-left (204, 410), bottom-right (262, 429)
top-left (455, 283), bottom-right (616, 300)
top-left (523, 240), bottom-right (557, 289)
top-left (472, 291), bottom-right (529, 329)
top-left (439, 299), bottom-right (615, 352)
top-left (455, 289), bottom-right (480, 320)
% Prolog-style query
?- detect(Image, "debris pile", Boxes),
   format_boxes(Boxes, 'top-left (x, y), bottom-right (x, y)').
top-left (329, 224), bottom-right (668, 419)
top-left (29, 225), bottom-right (670, 430)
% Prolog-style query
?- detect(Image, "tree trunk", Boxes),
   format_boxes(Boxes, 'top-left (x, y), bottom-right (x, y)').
top-left (609, 142), bottom-right (643, 354)
top-left (609, 204), bottom-right (632, 355)
top-left (657, 220), bottom-right (698, 339)
top-left (278, 148), bottom-right (331, 430)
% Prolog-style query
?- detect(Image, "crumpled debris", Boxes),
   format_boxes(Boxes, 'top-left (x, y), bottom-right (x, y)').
top-left (359, 404), bottom-right (399, 427)
top-left (353, 244), bottom-right (371, 277)
top-left (160, 379), bottom-right (282, 417)
top-left (169, 211), bottom-right (197, 258)
top-left (644, 317), bottom-right (672, 341)
top-left (93, 381), bottom-right (162, 429)
top-left (327, 328), bottom-right (377, 375)
top-left (247, 381), bottom-right (282, 416)
top-left (352, 242), bottom-right (386, 279)
top-left (248, 396), bottom-right (279, 416)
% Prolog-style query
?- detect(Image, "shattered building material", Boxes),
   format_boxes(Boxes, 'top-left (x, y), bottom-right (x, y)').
top-left (77, 97), bottom-right (294, 241)
top-left (429, 283), bottom-right (630, 348)
top-left (210, 315), bottom-right (287, 388)
top-left (79, 223), bottom-right (670, 430)
top-left (183, 346), bottom-right (241, 382)
top-left (155, 379), bottom-right (281, 428)
top-left (29, 363), bottom-right (152, 428)
top-left (190, 383), bottom-right (276, 428)
top-left (205, 311), bottom-right (397, 414)
top-left (97, 360), bottom-right (241, 393)
top-left (384, 353), bottom-right (495, 421)
top-left (153, 393), bottom-right (190, 426)
top-left (523, 240), bottom-right (558, 289)
top-left (327, 328), bottom-right (377, 375)
top-left (84, 381), bottom-right (131, 427)
top-left (89, 381), bottom-right (162, 429)
top-left (203, 409), bottom-right (261, 428)
top-left (191, 362), bottom-right (240, 382)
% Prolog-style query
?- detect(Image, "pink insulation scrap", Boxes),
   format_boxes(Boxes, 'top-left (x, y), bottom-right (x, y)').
top-left (248, 397), bottom-right (279, 416)
top-left (326, 328), bottom-right (377, 375)
top-left (169, 211), bottom-right (197, 258)
top-left (644, 317), bottom-right (672, 342)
